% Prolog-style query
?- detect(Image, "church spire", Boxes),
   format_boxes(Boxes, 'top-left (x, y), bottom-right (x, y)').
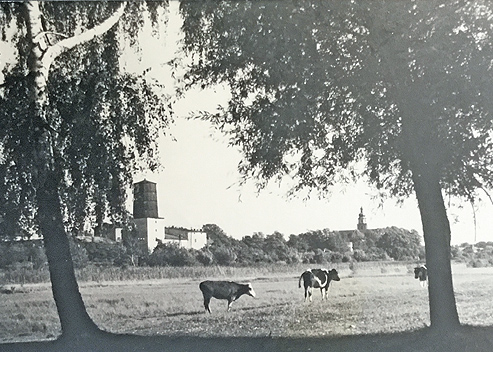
top-left (357, 207), bottom-right (367, 231)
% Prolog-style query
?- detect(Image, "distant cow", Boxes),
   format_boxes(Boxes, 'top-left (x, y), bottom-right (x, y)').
top-left (199, 280), bottom-right (256, 313)
top-left (298, 268), bottom-right (340, 302)
top-left (414, 265), bottom-right (428, 288)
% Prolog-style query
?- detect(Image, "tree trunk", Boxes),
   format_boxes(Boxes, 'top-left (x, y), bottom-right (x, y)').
top-left (412, 164), bottom-right (461, 331)
top-left (36, 174), bottom-right (101, 339)
top-left (22, 1), bottom-right (125, 340)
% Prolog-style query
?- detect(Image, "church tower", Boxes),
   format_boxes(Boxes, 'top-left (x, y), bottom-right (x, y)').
top-left (357, 207), bottom-right (367, 231)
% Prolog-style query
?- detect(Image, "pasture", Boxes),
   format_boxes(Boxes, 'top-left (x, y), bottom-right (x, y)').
top-left (2, 262), bottom-right (493, 347)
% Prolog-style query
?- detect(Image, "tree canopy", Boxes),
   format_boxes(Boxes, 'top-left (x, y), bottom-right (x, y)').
top-left (179, 0), bottom-right (493, 330)
top-left (0, 1), bottom-right (171, 239)
top-left (180, 0), bottom-right (493, 200)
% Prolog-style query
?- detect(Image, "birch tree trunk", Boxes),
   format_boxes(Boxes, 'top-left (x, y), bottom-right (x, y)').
top-left (23, 1), bottom-right (125, 339)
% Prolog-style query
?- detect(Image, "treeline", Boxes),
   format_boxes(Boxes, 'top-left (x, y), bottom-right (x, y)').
top-left (3, 225), bottom-right (492, 272)
top-left (0, 224), bottom-right (425, 271)
top-left (451, 242), bottom-right (493, 268)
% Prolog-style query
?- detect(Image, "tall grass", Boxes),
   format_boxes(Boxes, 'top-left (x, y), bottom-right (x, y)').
top-left (74, 263), bottom-right (340, 283)
top-left (0, 260), bottom-right (422, 286)
top-left (0, 268), bottom-right (51, 285)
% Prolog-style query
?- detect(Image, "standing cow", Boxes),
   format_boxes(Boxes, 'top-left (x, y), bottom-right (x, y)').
top-left (298, 268), bottom-right (340, 302)
top-left (199, 280), bottom-right (256, 313)
top-left (414, 265), bottom-right (428, 288)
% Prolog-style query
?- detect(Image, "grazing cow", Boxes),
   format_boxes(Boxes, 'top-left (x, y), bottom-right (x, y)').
top-left (298, 268), bottom-right (340, 302)
top-left (414, 265), bottom-right (428, 288)
top-left (199, 280), bottom-right (256, 313)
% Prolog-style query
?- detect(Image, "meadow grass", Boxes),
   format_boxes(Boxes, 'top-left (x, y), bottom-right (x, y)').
top-left (0, 260), bottom-right (415, 285)
top-left (2, 261), bottom-right (492, 344)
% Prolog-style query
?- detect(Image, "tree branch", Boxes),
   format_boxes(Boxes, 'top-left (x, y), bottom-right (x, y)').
top-left (40, 2), bottom-right (126, 70)
top-left (33, 31), bottom-right (69, 44)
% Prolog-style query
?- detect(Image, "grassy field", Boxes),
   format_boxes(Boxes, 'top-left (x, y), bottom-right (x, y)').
top-left (2, 262), bottom-right (493, 346)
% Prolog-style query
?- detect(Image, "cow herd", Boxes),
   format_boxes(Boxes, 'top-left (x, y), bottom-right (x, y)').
top-left (199, 265), bottom-right (428, 313)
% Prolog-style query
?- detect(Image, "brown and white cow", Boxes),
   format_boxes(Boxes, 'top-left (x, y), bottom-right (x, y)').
top-left (199, 280), bottom-right (256, 313)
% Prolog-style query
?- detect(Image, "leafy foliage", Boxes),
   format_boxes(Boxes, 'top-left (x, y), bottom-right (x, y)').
top-left (375, 227), bottom-right (425, 261)
top-left (0, 1), bottom-right (172, 237)
top-left (147, 242), bottom-right (199, 267)
top-left (0, 223), bottom-right (427, 270)
top-left (179, 0), bottom-right (493, 202)
top-left (0, 239), bottom-right (46, 270)
top-left (452, 242), bottom-right (493, 268)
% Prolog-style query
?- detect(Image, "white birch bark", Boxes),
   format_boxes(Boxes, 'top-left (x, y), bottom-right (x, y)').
top-left (23, 0), bottom-right (127, 338)
top-left (26, 1), bottom-right (126, 126)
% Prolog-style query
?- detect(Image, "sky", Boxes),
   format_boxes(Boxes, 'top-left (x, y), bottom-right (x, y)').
top-left (1, 2), bottom-right (492, 245)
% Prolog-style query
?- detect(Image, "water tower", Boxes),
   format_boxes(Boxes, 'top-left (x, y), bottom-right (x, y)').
top-left (132, 179), bottom-right (165, 252)
top-left (133, 179), bottom-right (159, 219)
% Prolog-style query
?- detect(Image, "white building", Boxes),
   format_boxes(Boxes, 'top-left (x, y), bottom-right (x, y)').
top-left (162, 227), bottom-right (208, 250)
top-left (134, 217), bottom-right (166, 252)
top-left (132, 179), bottom-right (207, 253)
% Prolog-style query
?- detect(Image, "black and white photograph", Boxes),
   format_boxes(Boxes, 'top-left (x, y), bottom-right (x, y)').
top-left (1, 0), bottom-right (493, 353)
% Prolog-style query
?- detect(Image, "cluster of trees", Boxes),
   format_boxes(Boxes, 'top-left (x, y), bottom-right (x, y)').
top-left (14, 228), bottom-right (493, 271)
top-left (200, 224), bottom-right (425, 266)
top-left (0, 224), bottom-right (425, 270)
top-left (451, 242), bottom-right (493, 268)
top-left (0, 238), bottom-right (130, 271)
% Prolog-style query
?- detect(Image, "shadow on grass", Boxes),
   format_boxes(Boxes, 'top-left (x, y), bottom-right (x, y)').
top-left (1, 325), bottom-right (493, 352)
top-left (161, 310), bottom-right (204, 318)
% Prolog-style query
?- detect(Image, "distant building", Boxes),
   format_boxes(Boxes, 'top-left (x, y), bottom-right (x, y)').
top-left (357, 207), bottom-right (367, 231)
top-left (97, 222), bottom-right (123, 242)
top-left (131, 179), bottom-right (207, 253)
top-left (162, 226), bottom-right (208, 250)
top-left (132, 179), bottom-right (166, 253)
top-left (335, 207), bottom-right (385, 253)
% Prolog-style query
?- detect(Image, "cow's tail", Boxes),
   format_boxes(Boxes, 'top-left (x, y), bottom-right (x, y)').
top-left (298, 273), bottom-right (304, 288)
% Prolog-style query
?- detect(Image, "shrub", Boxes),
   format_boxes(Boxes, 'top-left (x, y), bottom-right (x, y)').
top-left (81, 240), bottom-right (126, 266)
top-left (469, 258), bottom-right (488, 268)
top-left (196, 248), bottom-right (214, 266)
top-left (211, 246), bottom-right (237, 266)
top-left (69, 239), bottom-right (89, 269)
top-left (147, 242), bottom-right (199, 267)
top-left (0, 240), bottom-right (46, 269)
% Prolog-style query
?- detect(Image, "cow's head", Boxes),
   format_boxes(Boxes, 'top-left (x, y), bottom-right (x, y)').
top-left (414, 266), bottom-right (426, 279)
top-left (244, 282), bottom-right (256, 298)
top-left (328, 269), bottom-right (340, 281)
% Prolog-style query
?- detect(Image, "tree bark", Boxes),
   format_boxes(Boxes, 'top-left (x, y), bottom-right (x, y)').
top-left (22, 0), bottom-right (125, 339)
top-left (36, 174), bottom-right (101, 338)
top-left (412, 163), bottom-right (461, 331)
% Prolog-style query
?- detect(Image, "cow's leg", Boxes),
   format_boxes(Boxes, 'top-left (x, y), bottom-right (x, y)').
top-left (320, 288), bottom-right (325, 300)
top-left (203, 295), bottom-right (212, 313)
top-left (308, 287), bottom-right (313, 302)
top-left (324, 286), bottom-right (329, 300)
top-left (227, 298), bottom-right (234, 311)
